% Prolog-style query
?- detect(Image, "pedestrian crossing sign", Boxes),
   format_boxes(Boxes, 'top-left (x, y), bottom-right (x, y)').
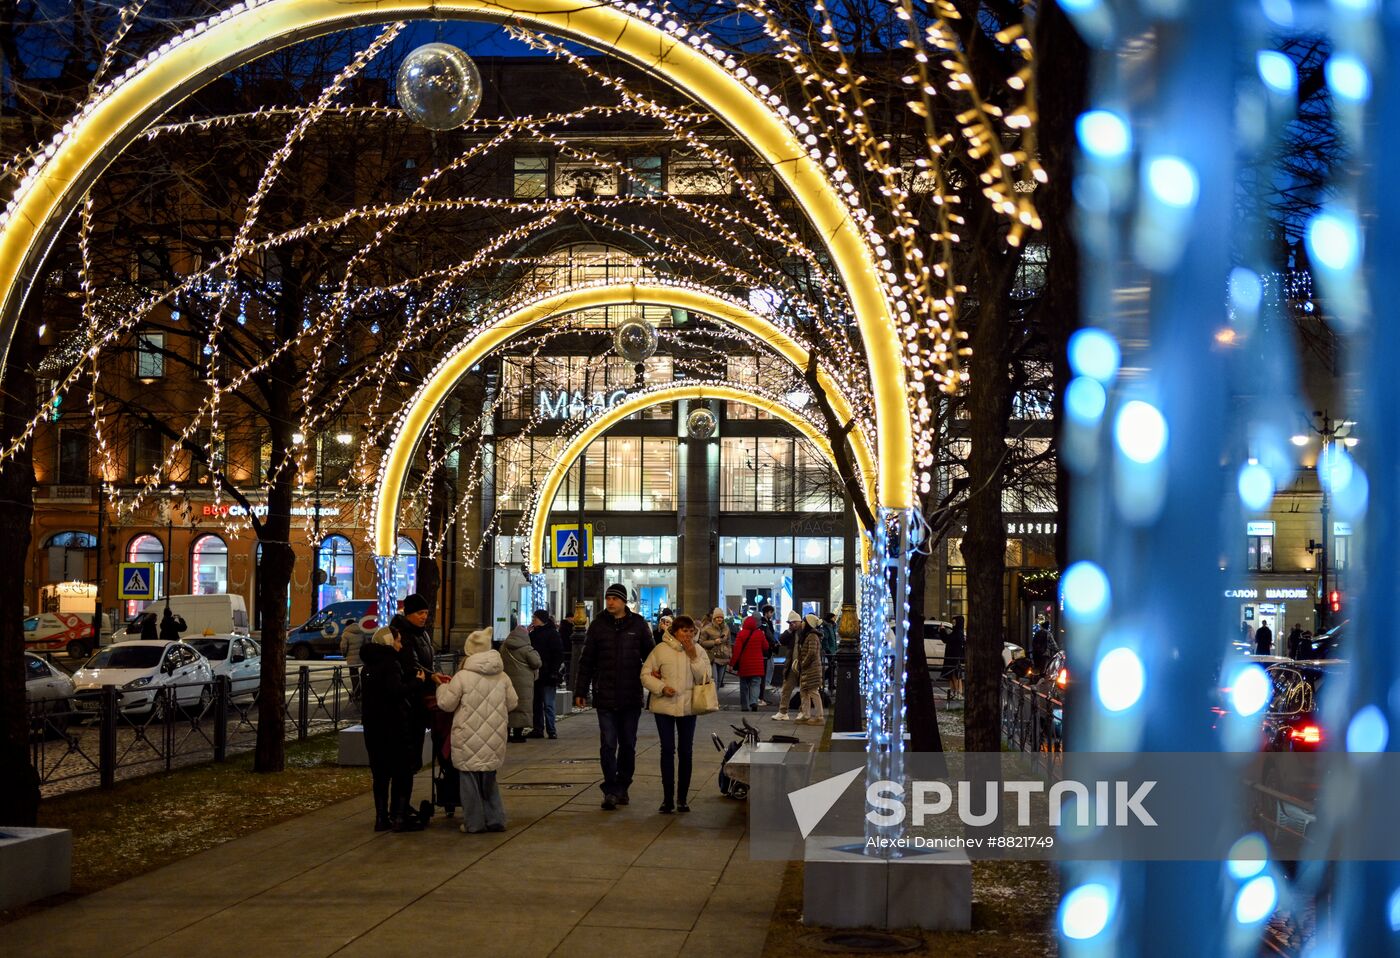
top-left (119, 563), bottom-right (157, 600)
top-left (550, 523), bottom-right (593, 568)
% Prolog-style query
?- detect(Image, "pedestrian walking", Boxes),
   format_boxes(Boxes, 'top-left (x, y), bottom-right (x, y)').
top-left (942, 615), bottom-right (966, 700)
top-left (797, 614), bottom-right (825, 725)
top-left (1286, 623), bottom-right (1304, 660)
top-left (1029, 616), bottom-right (1055, 675)
top-left (759, 605), bottom-right (778, 687)
top-left (436, 628), bottom-right (516, 834)
top-left (340, 619), bottom-right (363, 702)
top-left (501, 623), bottom-right (542, 743)
top-left (1254, 620), bottom-right (1273, 657)
top-left (820, 612), bottom-right (839, 692)
top-left (640, 614), bottom-right (712, 814)
top-left (528, 610), bottom-right (563, 739)
top-left (731, 614), bottom-right (769, 712)
top-left (653, 609), bottom-right (674, 646)
top-left (359, 624), bottom-right (433, 832)
top-left (698, 608), bottom-right (731, 688)
top-left (575, 583), bottom-right (655, 810)
top-left (139, 611), bottom-right (158, 642)
top-left (772, 611), bottom-right (804, 721)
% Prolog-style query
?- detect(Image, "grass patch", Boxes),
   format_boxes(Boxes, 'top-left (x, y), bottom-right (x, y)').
top-left (2, 734), bottom-right (370, 926)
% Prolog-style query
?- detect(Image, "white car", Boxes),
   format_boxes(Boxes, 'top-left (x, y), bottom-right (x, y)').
top-left (26, 652), bottom-right (75, 712)
top-left (70, 640), bottom-right (214, 717)
top-left (922, 619), bottom-right (1024, 670)
top-left (185, 636), bottom-right (261, 697)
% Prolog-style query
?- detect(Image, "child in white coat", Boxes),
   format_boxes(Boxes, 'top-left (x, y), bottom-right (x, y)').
top-left (436, 628), bottom-right (518, 833)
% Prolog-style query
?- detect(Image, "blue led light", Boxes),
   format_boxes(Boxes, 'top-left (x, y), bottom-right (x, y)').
top-left (1226, 835), bottom-right (1269, 880)
top-left (1229, 267), bottom-right (1263, 313)
top-left (1347, 705), bottom-right (1388, 753)
top-left (1066, 377), bottom-right (1107, 424)
top-left (1307, 209), bottom-right (1361, 272)
top-left (1060, 883), bottom-right (1113, 940)
top-left (1062, 562), bottom-right (1111, 621)
top-left (1115, 401), bottom-right (1169, 464)
top-left (1325, 55), bottom-right (1371, 102)
top-left (1077, 110), bottom-right (1132, 161)
top-left (1068, 328), bottom-right (1121, 382)
top-left (1237, 463), bottom-right (1274, 510)
top-left (1234, 875), bottom-right (1278, 924)
top-left (1230, 664), bottom-right (1270, 716)
top-left (1096, 648), bottom-right (1145, 712)
top-left (1257, 51), bottom-right (1297, 94)
top-left (1146, 156), bottom-right (1199, 208)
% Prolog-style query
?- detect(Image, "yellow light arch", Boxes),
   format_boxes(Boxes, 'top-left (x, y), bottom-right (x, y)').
top-left (519, 383), bottom-right (868, 573)
top-left (371, 280), bottom-right (878, 557)
top-left (0, 0), bottom-right (913, 509)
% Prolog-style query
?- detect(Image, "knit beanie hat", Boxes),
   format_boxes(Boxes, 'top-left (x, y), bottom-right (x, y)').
top-left (372, 626), bottom-right (396, 646)
top-left (464, 628), bottom-right (493, 656)
top-left (605, 583), bottom-right (628, 602)
top-left (804, 613), bottom-right (822, 630)
top-left (403, 593), bottom-right (430, 615)
top-left (786, 610), bottom-right (802, 623)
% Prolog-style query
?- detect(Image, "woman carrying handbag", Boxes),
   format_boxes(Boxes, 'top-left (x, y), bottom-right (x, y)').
top-left (640, 614), bottom-right (713, 813)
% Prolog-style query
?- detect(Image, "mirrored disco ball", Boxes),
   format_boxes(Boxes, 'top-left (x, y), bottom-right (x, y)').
top-left (686, 407), bottom-right (717, 439)
top-left (614, 319), bottom-right (658, 363)
top-left (396, 42), bottom-right (482, 131)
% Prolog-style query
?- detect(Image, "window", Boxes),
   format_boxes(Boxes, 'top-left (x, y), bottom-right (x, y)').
top-left (1246, 521), bottom-right (1275, 572)
top-left (253, 542), bottom-right (292, 630)
top-left (27, 656), bottom-right (50, 679)
top-left (513, 156), bottom-right (549, 198)
top-left (320, 436), bottom-right (354, 485)
top-left (125, 534), bottom-right (165, 619)
top-left (191, 534), bottom-right (228, 595)
top-left (500, 354), bottom-right (674, 420)
top-left (130, 426), bottom-right (164, 479)
top-left (626, 155), bottom-right (663, 195)
top-left (720, 437), bottom-right (839, 512)
top-left (599, 536), bottom-right (677, 564)
top-left (667, 152), bottom-right (728, 194)
top-left (1334, 532), bottom-right (1351, 572)
top-left (393, 536), bottom-right (419, 602)
top-left (494, 435), bottom-right (676, 512)
top-left (516, 244), bottom-right (662, 326)
top-left (316, 535), bottom-right (354, 610)
top-left (57, 431), bottom-right (90, 485)
top-left (136, 332), bottom-right (165, 379)
top-left (724, 355), bottom-right (786, 418)
top-left (45, 531), bottom-right (97, 549)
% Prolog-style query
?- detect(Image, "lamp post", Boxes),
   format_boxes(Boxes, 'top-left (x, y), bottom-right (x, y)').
top-left (1292, 411), bottom-right (1356, 632)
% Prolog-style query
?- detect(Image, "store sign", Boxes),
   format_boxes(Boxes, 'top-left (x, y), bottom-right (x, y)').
top-left (538, 389), bottom-right (630, 420)
top-left (1334, 522), bottom-right (1352, 537)
top-left (1223, 587), bottom-right (1310, 600)
top-left (201, 504), bottom-right (337, 518)
top-left (1246, 521), bottom-right (1275, 537)
top-left (1007, 520), bottom-right (1058, 535)
top-left (118, 563), bottom-right (156, 600)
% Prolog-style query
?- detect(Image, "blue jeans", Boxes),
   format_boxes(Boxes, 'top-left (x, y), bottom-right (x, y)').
top-left (740, 676), bottom-right (763, 710)
top-left (532, 679), bottom-right (556, 734)
top-left (654, 714), bottom-right (697, 804)
top-left (712, 662), bottom-right (727, 688)
top-left (595, 706), bottom-right (641, 797)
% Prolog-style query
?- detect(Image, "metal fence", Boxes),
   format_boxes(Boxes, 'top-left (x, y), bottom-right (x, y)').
top-left (29, 664), bottom-right (361, 795)
top-left (999, 673), bottom-right (1064, 778)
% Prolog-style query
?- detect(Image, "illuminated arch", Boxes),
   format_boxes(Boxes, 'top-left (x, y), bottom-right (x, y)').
top-left (518, 383), bottom-right (869, 573)
top-left (0, 0), bottom-right (912, 509)
top-left (371, 280), bottom-right (878, 557)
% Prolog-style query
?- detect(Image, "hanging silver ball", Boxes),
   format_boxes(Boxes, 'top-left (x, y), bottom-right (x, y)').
top-left (613, 318), bottom-right (658, 363)
top-left (396, 42), bottom-right (482, 131)
top-left (686, 407), bottom-right (717, 440)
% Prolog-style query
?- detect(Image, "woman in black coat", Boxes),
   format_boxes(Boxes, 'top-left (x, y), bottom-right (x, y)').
top-left (528, 610), bottom-right (564, 739)
top-left (359, 626), bottom-right (430, 831)
top-left (941, 616), bottom-right (966, 701)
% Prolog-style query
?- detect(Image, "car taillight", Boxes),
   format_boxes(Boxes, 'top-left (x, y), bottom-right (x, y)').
top-left (1056, 668), bottom-right (1069, 689)
top-left (1290, 724), bottom-right (1322, 745)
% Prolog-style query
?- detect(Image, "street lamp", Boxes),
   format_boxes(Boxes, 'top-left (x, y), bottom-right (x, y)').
top-left (1295, 411), bottom-right (1356, 631)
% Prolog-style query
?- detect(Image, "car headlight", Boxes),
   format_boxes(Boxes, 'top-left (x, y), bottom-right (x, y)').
top-left (121, 676), bottom-right (153, 691)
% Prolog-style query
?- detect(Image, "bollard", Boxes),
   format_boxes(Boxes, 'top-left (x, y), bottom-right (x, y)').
top-left (213, 675), bottom-right (230, 762)
top-left (297, 666), bottom-right (310, 740)
top-left (99, 684), bottom-right (117, 788)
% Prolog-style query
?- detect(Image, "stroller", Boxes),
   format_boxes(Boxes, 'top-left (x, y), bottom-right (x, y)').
top-left (711, 718), bottom-right (798, 800)
top-left (425, 709), bottom-right (459, 819)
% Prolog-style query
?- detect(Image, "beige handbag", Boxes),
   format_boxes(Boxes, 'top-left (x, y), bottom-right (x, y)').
top-left (691, 677), bottom-right (720, 715)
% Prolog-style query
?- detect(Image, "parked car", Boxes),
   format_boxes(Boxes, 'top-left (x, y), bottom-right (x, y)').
top-left (24, 612), bottom-right (96, 660)
top-left (26, 652), bottom-right (75, 733)
top-left (186, 636), bottom-right (261, 697)
top-left (922, 619), bottom-right (1024, 670)
top-left (69, 640), bottom-right (215, 718)
top-left (286, 600), bottom-right (381, 660)
top-left (120, 594), bottom-right (250, 640)
top-left (1252, 661), bottom-right (1347, 839)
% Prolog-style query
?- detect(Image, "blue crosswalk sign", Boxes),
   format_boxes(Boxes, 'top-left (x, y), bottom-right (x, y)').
top-left (550, 524), bottom-right (593, 568)
top-left (119, 563), bottom-right (157, 600)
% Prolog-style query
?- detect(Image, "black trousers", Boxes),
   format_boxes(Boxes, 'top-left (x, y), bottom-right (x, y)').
top-left (654, 713), bottom-right (697, 804)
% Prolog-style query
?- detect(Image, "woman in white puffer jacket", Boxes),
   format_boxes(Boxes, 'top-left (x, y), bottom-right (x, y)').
top-left (640, 615), bottom-right (711, 814)
top-left (436, 629), bottom-right (518, 833)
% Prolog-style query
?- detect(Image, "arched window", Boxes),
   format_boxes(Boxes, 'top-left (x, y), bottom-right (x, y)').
top-left (393, 536), bottom-right (418, 602)
top-left (191, 534), bottom-right (228, 595)
top-left (125, 534), bottom-right (165, 619)
top-left (44, 531), bottom-right (97, 549)
top-left (316, 534), bottom-right (354, 611)
top-left (43, 530), bottom-right (96, 583)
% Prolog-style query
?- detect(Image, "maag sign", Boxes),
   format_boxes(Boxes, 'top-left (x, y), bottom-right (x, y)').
top-left (538, 389), bottom-right (629, 420)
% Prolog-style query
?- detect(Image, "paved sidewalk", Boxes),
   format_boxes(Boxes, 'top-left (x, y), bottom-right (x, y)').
top-left (2, 687), bottom-right (823, 958)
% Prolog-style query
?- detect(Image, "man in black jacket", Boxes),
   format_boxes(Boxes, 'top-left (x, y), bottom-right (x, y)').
top-left (575, 583), bottom-right (654, 810)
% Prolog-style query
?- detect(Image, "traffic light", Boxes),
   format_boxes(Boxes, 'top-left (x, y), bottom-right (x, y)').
top-left (1328, 590), bottom-right (1341, 615)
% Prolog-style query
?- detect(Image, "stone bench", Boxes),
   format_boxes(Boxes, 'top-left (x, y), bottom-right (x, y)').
top-left (0, 828), bottom-right (71, 910)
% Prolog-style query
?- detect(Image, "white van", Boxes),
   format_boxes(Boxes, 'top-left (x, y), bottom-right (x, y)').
top-left (123, 594), bottom-right (250, 640)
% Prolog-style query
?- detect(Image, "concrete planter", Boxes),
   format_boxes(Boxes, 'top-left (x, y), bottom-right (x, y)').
top-left (803, 837), bottom-right (971, 931)
top-left (337, 725), bottom-right (432, 766)
top-left (0, 828), bottom-right (71, 910)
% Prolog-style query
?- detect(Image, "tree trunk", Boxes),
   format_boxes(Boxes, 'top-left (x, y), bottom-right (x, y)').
top-left (0, 298), bottom-right (40, 825)
top-left (1035, 0), bottom-right (1089, 577)
top-left (961, 294), bottom-right (1014, 754)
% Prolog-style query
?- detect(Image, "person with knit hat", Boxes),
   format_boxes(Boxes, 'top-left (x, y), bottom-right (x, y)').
top-left (797, 614), bottom-right (826, 726)
top-left (575, 582), bottom-right (655, 810)
top-left (436, 628), bottom-right (516, 833)
top-left (359, 624), bottom-right (429, 832)
top-left (771, 610), bottom-right (805, 721)
top-left (395, 592), bottom-right (435, 673)
top-left (697, 608), bottom-right (731, 688)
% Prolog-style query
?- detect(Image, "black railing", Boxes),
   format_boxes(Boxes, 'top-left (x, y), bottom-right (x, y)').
top-left (29, 664), bottom-right (360, 795)
top-left (1000, 673), bottom-right (1064, 778)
